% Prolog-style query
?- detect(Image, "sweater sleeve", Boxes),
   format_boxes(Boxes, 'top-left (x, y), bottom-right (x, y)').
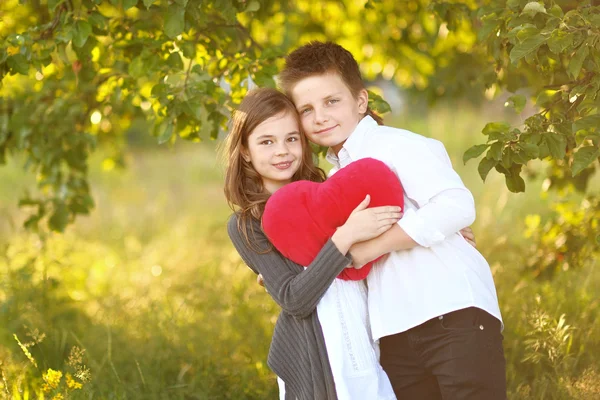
top-left (227, 214), bottom-right (352, 319)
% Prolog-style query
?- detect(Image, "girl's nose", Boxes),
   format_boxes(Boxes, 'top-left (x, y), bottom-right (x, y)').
top-left (275, 143), bottom-right (289, 156)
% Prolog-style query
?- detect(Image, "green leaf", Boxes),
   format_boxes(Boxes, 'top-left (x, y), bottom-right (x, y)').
top-left (122, 0), bottom-right (138, 10)
top-left (143, 0), bottom-right (155, 7)
top-left (547, 31), bottom-right (574, 54)
top-left (245, 0), bottom-right (260, 12)
top-left (549, 4), bottom-right (564, 18)
top-left (72, 20), bottom-right (92, 47)
top-left (48, 0), bottom-right (64, 11)
top-left (128, 56), bottom-right (145, 78)
top-left (487, 141), bottom-right (503, 161)
top-left (88, 12), bottom-right (108, 30)
top-left (478, 157), bottom-right (497, 182)
top-left (572, 146), bottom-right (600, 176)
top-left (567, 45), bottom-right (589, 79)
top-left (180, 41), bottom-right (196, 59)
top-left (510, 33), bottom-right (548, 64)
top-left (164, 5), bottom-right (186, 39)
top-left (521, 2), bottom-right (546, 17)
top-left (505, 95), bottom-right (526, 113)
top-left (157, 120), bottom-right (174, 144)
top-left (498, 164), bottom-right (526, 193)
top-left (544, 132), bottom-right (567, 159)
top-left (167, 53), bottom-right (184, 70)
top-left (49, 202), bottom-right (69, 232)
top-left (506, 171), bottom-right (526, 193)
top-left (520, 143), bottom-right (540, 158)
top-left (573, 114), bottom-right (600, 132)
top-left (483, 122), bottom-right (510, 136)
top-left (368, 91), bottom-right (392, 114)
top-left (7, 54), bottom-right (30, 75)
top-left (463, 144), bottom-right (489, 164)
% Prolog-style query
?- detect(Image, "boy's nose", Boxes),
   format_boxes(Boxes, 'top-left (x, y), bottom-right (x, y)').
top-left (313, 107), bottom-right (329, 124)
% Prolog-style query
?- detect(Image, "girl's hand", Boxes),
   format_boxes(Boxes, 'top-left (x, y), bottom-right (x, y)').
top-left (332, 195), bottom-right (402, 255)
top-left (460, 226), bottom-right (476, 248)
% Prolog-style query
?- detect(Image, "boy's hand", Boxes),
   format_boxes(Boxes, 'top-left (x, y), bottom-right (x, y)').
top-left (460, 227), bottom-right (476, 248)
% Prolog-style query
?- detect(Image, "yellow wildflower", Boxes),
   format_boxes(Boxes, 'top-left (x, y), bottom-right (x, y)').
top-left (66, 373), bottom-right (83, 390)
top-left (43, 368), bottom-right (62, 390)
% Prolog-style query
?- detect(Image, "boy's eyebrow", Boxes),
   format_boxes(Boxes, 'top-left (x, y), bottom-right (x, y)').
top-left (296, 93), bottom-right (344, 109)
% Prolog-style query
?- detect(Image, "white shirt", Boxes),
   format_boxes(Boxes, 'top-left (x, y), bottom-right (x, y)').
top-left (278, 274), bottom-right (397, 400)
top-left (326, 116), bottom-right (503, 341)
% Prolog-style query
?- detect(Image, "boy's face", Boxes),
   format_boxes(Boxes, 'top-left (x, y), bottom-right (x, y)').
top-left (290, 73), bottom-right (368, 155)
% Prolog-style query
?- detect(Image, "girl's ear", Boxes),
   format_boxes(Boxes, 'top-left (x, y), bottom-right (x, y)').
top-left (357, 89), bottom-right (368, 114)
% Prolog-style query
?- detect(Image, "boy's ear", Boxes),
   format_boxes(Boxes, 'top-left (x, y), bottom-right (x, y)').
top-left (357, 89), bottom-right (369, 114)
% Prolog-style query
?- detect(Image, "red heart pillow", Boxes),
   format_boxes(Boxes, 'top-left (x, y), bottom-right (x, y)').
top-left (262, 158), bottom-right (404, 280)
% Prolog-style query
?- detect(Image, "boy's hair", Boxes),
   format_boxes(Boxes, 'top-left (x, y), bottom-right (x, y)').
top-left (222, 88), bottom-right (326, 250)
top-left (278, 41), bottom-right (383, 125)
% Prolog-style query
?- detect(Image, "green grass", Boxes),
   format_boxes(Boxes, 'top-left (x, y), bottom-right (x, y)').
top-left (0, 108), bottom-right (598, 399)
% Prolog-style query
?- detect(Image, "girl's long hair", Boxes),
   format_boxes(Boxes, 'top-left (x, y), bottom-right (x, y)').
top-left (222, 88), bottom-right (326, 250)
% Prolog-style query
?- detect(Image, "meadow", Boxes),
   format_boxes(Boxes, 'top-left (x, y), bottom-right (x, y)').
top-left (0, 105), bottom-right (598, 399)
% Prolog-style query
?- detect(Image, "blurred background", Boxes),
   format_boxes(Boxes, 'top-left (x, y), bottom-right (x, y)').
top-left (1, 0), bottom-right (599, 399)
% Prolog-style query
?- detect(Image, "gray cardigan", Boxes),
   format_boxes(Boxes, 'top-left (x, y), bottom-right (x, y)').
top-left (227, 214), bottom-right (352, 400)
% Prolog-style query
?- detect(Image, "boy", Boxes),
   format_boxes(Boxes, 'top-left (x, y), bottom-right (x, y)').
top-left (278, 41), bottom-right (506, 399)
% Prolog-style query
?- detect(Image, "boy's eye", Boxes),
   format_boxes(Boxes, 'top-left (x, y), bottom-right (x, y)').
top-left (326, 99), bottom-right (339, 105)
top-left (300, 108), bottom-right (311, 115)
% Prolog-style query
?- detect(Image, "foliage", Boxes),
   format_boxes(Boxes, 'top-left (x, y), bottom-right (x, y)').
top-left (457, 0), bottom-right (600, 194)
top-left (1, 0), bottom-right (598, 232)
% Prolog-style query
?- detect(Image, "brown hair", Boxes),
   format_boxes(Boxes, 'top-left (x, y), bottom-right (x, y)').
top-left (278, 41), bottom-right (384, 125)
top-left (223, 88), bottom-right (326, 250)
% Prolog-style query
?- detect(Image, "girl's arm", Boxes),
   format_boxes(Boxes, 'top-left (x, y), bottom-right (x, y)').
top-left (228, 215), bottom-right (351, 319)
top-left (227, 198), bottom-right (400, 317)
top-left (227, 215), bottom-right (352, 318)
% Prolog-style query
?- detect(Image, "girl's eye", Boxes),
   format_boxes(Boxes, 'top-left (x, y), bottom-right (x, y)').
top-left (288, 136), bottom-right (299, 142)
top-left (260, 140), bottom-right (273, 145)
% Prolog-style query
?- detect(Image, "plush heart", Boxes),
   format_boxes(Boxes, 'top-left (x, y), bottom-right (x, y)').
top-left (262, 157), bottom-right (404, 280)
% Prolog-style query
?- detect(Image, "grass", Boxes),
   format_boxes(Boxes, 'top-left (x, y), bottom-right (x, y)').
top-left (0, 107), bottom-right (598, 399)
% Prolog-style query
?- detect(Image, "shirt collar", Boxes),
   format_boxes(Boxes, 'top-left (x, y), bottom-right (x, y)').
top-left (324, 115), bottom-right (378, 167)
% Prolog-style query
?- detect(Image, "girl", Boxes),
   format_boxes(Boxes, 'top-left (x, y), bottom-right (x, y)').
top-left (223, 87), bottom-right (400, 400)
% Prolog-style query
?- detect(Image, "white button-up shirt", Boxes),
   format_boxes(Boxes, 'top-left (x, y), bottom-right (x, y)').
top-left (326, 116), bottom-right (503, 341)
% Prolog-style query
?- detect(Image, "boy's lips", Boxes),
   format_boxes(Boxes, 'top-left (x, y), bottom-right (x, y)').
top-left (313, 125), bottom-right (337, 135)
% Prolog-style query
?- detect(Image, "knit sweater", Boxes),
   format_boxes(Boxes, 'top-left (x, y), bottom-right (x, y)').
top-left (227, 214), bottom-right (352, 400)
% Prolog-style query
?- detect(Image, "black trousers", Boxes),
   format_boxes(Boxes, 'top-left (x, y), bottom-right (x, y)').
top-left (379, 307), bottom-right (507, 400)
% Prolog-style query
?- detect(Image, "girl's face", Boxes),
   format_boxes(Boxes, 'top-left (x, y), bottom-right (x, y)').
top-left (243, 111), bottom-right (303, 193)
top-left (290, 72), bottom-right (368, 155)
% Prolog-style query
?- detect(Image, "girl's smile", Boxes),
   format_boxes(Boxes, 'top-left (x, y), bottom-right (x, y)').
top-left (242, 111), bottom-right (303, 193)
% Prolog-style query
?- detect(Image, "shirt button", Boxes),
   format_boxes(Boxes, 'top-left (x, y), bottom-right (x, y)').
top-left (438, 316), bottom-right (444, 320)
top-left (479, 325), bottom-right (484, 330)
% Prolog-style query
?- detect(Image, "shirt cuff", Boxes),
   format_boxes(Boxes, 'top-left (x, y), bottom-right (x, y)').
top-left (397, 208), bottom-right (446, 247)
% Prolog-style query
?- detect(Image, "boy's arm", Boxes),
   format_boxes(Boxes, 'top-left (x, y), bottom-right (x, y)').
top-left (349, 224), bottom-right (416, 268)
top-left (386, 137), bottom-right (476, 248)
top-left (349, 225), bottom-right (477, 268)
